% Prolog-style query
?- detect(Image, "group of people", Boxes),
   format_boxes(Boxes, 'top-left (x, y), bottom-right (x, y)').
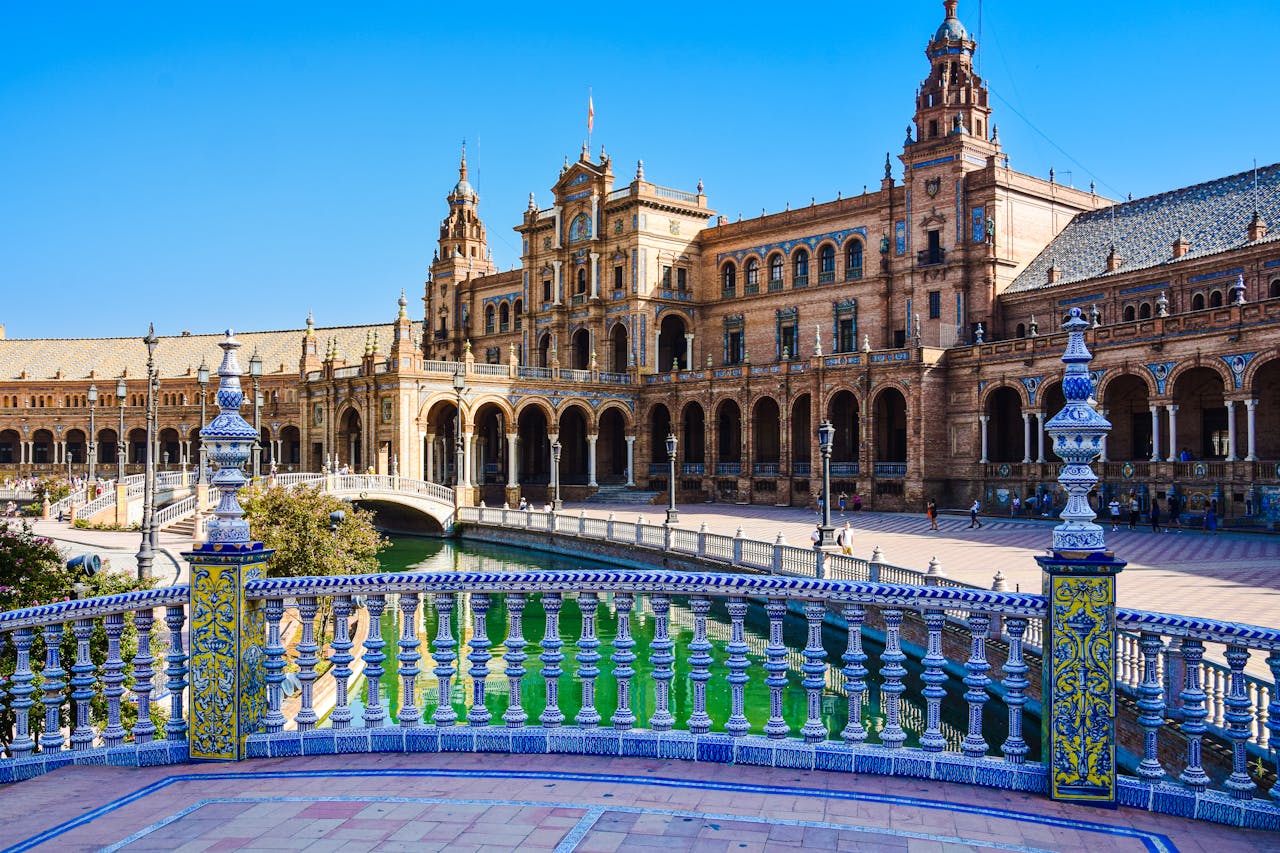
top-left (817, 492), bottom-right (863, 515)
top-left (1107, 491), bottom-right (1218, 534)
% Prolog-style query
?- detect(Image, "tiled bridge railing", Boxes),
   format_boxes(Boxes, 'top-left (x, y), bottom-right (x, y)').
top-left (1, 536), bottom-right (1279, 830)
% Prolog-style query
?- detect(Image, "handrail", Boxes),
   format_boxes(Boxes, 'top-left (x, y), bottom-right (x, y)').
top-left (0, 585), bottom-right (190, 631)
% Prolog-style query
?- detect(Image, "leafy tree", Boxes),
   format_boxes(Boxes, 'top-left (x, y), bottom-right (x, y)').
top-left (0, 520), bottom-right (72, 611)
top-left (241, 484), bottom-right (385, 578)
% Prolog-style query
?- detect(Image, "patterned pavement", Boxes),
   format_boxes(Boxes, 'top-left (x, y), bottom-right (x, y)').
top-left (3, 753), bottom-right (1276, 853)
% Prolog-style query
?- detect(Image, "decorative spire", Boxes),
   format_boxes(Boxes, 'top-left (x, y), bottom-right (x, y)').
top-left (581, 140), bottom-right (589, 160)
top-left (884, 152), bottom-right (892, 180)
top-left (305, 310), bottom-right (315, 337)
top-left (1231, 273), bottom-right (1247, 305)
top-left (697, 178), bottom-right (704, 194)
top-left (458, 141), bottom-right (467, 182)
top-left (371, 330), bottom-right (379, 353)
top-left (398, 290), bottom-right (408, 319)
top-left (200, 331), bottom-right (257, 545)
top-left (363, 330), bottom-right (373, 357)
top-left (527, 192), bottom-right (536, 211)
top-left (1043, 307), bottom-right (1112, 555)
top-left (635, 159), bottom-right (644, 181)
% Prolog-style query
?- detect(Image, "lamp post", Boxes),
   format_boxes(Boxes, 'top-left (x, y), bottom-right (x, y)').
top-left (249, 350), bottom-right (263, 480)
top-left (665, 432), bottom-right (679, 525)
top-left (136, 324), bottom-right (159, 580)
top-left (452, 367), bottom-right (466, 489)
top-left (816, 420), bottom-right (836, 548)
top-left (196, 358), bottom-right (209, 484)
top-left (87, 383), bottom-right (98, 482)
top-left (551, 439), bottom-right (563, 511)
top-left (116, 378), bottom-right (126, 483)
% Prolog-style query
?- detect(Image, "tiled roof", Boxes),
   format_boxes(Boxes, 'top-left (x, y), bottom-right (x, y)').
top-left (1006, 162), bottom-right (1280, 294)
top-left (0, 321), bottom-right (423, 382)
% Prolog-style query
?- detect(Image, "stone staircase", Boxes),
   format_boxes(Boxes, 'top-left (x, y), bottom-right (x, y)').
top-left (584, 484), bottom-right (662, 505)
top-left (163, 515), bottom-right (199, 537)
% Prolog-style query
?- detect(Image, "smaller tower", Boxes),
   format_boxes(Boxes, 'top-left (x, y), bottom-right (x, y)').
top-left (427, 145), bottom-right (496, 359)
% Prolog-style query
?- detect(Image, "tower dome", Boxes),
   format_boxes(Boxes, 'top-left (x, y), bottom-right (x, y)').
top-left (934, 0), bottom-right (968, 42)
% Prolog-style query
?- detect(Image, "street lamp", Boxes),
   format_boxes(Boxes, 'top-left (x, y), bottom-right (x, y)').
top-left (136, 324), bottom-right (159, 580)
top-left (249, 350), bottom-right (263, 480)
top-left (551, 439), bottom-right (563, 511)
top-left (665, 432), bottom-right (679, 525)
top-left (196, 358), bottom-right (209, 484)
top-left (116, 378), bottom-right (126, 483)
top-left (87, 383), bottom-right (98, 482)
top-left (452, 367), bottom-right (466, 489)
top-left (816, 420), bottom-right (837, 548)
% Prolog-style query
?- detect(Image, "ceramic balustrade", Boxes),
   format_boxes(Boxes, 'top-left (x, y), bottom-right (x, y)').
top-left (0, 587), bottom-right (191, 783)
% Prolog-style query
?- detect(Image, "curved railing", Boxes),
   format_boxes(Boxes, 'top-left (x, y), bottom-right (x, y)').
top-left (154, 495), bottom-right (199, 529)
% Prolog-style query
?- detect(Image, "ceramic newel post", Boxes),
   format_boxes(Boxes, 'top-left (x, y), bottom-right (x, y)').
top-left (185, 330), bottom-right (274, 761)
top-left (1036, 307), bottom-right (1125, 806)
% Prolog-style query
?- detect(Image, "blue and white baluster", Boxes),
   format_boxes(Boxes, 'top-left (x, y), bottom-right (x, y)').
top-left (801, 601), bottom-right (828, 743)
top-left (962, 613), bottom-right (991, 758)
top-left (430, 593), bottom-right (455, 726)
top-left (724, 596), bottom-right (750, 738)
top-left (70, 618), bottom-right (97, 750)
top-left (397, 593), bottom-right (423, 727)
top-left (130, 610), bottom-right (156, 743)
top-left (1269, 652), bottom-right (1280, 805)
top-left (40, 623), bottom-right (66, 752)
top-left (101, 613), bottom-right (127, 749)
top-left (610, 593), bottom-right (636, 730)
top-left (1000, 617), bottom-right (1029, 763)
top-left (329, 596), bottom-right (354, 729)
top-left (840, 603), bottom-right (868, 744)
top-left (919, 610), bottom-right (948, 753)
top-left (763, 599), bottom-right (789, 739)
top-left (164, 604), bottom-right (188, 741)
top-left (295, 596), bottom-right (320, 731)
top-left (879, 609), bottom-right (907, 749)
top-left (1177, 638), bottom-right (1210, 791)
top-left (649, 594), bottom-right (675, 732)
top-left (362, 595), bottom-right (388, 727)
top-left (503, 593), bottom-right (528, 727)
top-left (468, 594), bottom-right (492, 726)
top-left (540, 593), bottom-right (565, 727)
top-left (9, 627), bottom-right (36, 757)
top-left (1222, 645), bottom-right (1256, 799)
top-left (1135, 632), bottom-right (1167, 781)
top-left (687, 596), bottom-right (713, 735)
top-left (263, 599), bottom-right (286, 733)
top-left (575, 592), bottom-right (601, 727)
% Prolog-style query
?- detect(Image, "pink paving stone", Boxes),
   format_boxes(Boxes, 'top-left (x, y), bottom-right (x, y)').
top-left (298, 802), bottom-right (369, 819)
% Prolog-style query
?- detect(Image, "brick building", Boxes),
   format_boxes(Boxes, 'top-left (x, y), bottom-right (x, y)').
top-left (2, 1), bottom-right (1279, 524)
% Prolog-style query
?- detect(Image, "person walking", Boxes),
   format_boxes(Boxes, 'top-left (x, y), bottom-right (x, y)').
top-left (1150, 497), bottom-right (1162, 533)
top-left (1205, 498), bottom-right (1218, 535)
top-left (1167, 493), bottom-right (1181, 531)
top-left (1011, 495), bottom-right (1021, 517)
top-left (1108, 497), bottom-right (1121, 531)
top-left (839, 521), bottom-right (853, 555)
top-left (968, 499), bottom-right (982, 529)
top-left (1127, 493), bottom-right (1140, 530)
top-left (926, 498), bottom-right (938, 530)
top-left (838, 492), bottom-right (847, 515)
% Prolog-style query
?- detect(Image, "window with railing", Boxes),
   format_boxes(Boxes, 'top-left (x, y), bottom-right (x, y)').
top-left (721, 262), bottom-right (736, 298)
top-left (745, 259), bottom-right (760, 295)
top-left (514, 299), bottom-right (523, 329)
top-left (792, 249), bottom-right (809, 287)
top-left (484, 306), bottom-right (495, 334)
top-left (499, 302), bottom-right (510, 332)
top-left (845, 239), bottom-right (864, 280)
top-left (818, 245), bottom-right (835, 283)
top-left (768, 254), bottom-right (783, 289)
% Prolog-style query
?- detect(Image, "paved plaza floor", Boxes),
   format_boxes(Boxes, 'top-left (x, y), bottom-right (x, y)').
top-left (3, 752), bottom-right (1276, 852)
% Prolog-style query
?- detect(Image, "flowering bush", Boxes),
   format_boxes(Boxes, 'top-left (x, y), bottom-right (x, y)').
top-left (0, 520), bottom-right (68, 611)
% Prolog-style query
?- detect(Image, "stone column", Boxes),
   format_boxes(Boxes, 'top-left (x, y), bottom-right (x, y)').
top-left (1225, 401), bottom-right (1237, 461)
top-left (1021, 413), bottom-right (1032, 464)
top-left (1246, 399), bottom-right (1259, 461)
top-left (552, 205), bottom-right (562, 249)
top-left (684, 334), bottom-right (694, 370)
top-left (979, 415), bottom-right (989, 464)
top-left (590, 252), bottom-right (600, 299)
top-left (506, 433), bottom-right (519, 489)
top-left (1036, 412), bottom-right (1047, 463)
top-left (587, 434), bottom-right (599, 488)
top-left (425, 434), bottom-right (435, 482)
top-left (552, 260), bottom-right (563, 305)
top-left (462, 432), bottom-right (474, 488)
top-left (625, 435), bottom-right (636, 487)
top-left (1099, 408), bottom-right (1109, 462)
top-left (1149, 405), bottom-right (1161, 462)
top-left (1166, 404), bottom-right (1179, 462)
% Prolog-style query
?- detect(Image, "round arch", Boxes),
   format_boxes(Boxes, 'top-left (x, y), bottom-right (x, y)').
top-left (871, 386), bottom-right (908, 464)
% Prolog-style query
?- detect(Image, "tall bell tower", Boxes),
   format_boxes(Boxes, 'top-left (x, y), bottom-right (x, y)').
top-left (425, 145), bottom-right (496, 359)
top-left (908, 0), bottom-right (996, 158)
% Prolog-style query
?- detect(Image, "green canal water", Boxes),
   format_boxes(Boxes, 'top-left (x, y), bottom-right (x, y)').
top-left (342, 535), bottom-right (1041, 759)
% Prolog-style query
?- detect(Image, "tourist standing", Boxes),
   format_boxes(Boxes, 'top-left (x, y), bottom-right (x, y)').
top-left (926, 498), bottom-right (938, 530)
top-left (1150, 497), bottom-right (1162, 533)
top-left (1127, 493), bottom-right (1140, 530)
top-left (838, 492), bottom-right (847, 515)
top-left (1167, 493), bottom-right (1181, 531)
top-left (1011, 495), bottom-right (1021, 517)
top-left (1108, 497), bottom-right (1121, 531)
top-left (838, 521), bottom-right (853, 555)
top-left (968, 499), bottom-right (982, 529)
top-left (852, 494), bottom-right (862, 512)
top-left (1205, 498), bottom-right (1218, 535)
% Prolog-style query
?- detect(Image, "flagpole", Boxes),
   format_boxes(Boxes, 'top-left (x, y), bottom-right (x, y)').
top-left (588, 87), bottom-right (593, 152)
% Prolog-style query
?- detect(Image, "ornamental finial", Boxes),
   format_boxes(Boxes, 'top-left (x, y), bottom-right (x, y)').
top-left (199, 330), bottom-right (257, 544)
top-left (1043, 307), bottom-right (1112, 555)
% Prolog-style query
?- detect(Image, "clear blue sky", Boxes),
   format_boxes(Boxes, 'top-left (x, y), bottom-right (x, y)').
top-left (1, 1), bottom-right (1274, 339)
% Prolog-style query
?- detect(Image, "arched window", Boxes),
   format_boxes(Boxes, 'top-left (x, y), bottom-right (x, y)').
top-left (513, 298), bottom-right (523, 329)
top-left (745, 258), bottom-right (760, 293)
top-left (793, 249), bottom-right (809, 287)
top-left (1015, 323), bottom-right (1026, 338)
top-left (1209, 289), bottom-right (1224, 307)
top-left (768, 253), bottom-right (783, 288)
top-left (818, 245), bottom-right (835, 283)
top-left (576, 267), bottom-right (587, 295)
top-left (1270, 278), bottom-right (1280, 298)
top-left (499, 302), bottom-right (510, 332)
top-left (1192, 293), bottom-right (1206, 311)
top-left (845, 240), bottom-right (864, 280)
top-left (721, 262), bottom-right (736, 296)
top-left (1139, 302), bottom-right (1152, 320)
top-left (484, 305), bottom-right (496, 334)
top-left (1123, 305), bottom-right (1136, 322)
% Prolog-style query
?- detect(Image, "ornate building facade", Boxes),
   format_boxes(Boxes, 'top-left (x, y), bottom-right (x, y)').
top-left (3, 1), bottom-right (1279, 523)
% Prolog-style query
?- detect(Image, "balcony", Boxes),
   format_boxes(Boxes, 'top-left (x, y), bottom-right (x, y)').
top-left (874, 462), bottom-right (907, 478)
top-left (845, 267), bottom-right (863, 281)
top-left (767, 279), bottom-right (783, 292)
top-left (917, 247), bottom-right (946, 267)
top-left (752, 462), bottom-right (779, 477)
top-left (792, 462), bottom-right (811, 477)
top-left (716, 462), bottom-right (741, 476)
top-left (793, 275), bottom-right (808, 288)
top-left (681, 462), bottom-right (705, 476)
top-left (830, 462), bottom-right (860, 477)
top-left (818, 271), bottom-right (835, 284)
top-left (744, 282), bottom-right (760, 295)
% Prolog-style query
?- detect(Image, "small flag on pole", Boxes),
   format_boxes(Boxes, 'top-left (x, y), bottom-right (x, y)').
top-left (588, 94), bottom-right (594, 134)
